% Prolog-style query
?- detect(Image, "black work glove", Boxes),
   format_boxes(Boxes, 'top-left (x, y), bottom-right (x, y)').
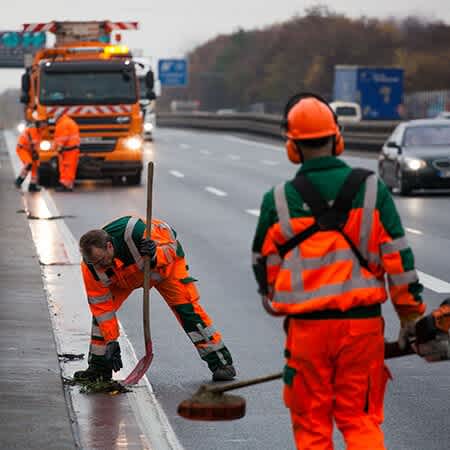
top-left (138, 238), bottom-right (157, 266)
top-left (105, 341), bottom-right (123, 372)
top-left (32, 151), bottom-right (39, 161)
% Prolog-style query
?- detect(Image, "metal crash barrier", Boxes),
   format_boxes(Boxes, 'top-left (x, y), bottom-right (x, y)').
top-left (156, 112), bottom-right (400, 151)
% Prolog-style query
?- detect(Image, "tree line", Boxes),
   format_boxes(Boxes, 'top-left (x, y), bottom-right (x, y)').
top-left (158, 6), bottom-right (450, 113)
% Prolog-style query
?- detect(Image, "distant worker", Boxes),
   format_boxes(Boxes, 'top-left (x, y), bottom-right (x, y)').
top-left (14, 120), bottom-right (47, 192)
top-left (75, 215), bottom-right (236, 383)
top-left (53, 111), bottom-right (80, 192)
top-left (252, 93), bottom-right (426, 449)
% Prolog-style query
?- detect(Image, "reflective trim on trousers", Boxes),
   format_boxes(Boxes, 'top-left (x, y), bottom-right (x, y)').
top-left (125, 217), bottom-right (144, 269)
top-left (96, 311), bottom-right (116, 324)
top-left (388, 270), bottom-right (419, 286)
top-left (88, 292), bottom-right (113, 305)
top-left (188, 325), bottom-right (217, 343)
top-left (273, 276), bottom-right (385, 303)
top-left (381, 236), bottom-right (409, 255)
top-left (197, 341), bottom-right (226, 357)
top-left (359, 174), bottom-right (378, 261)
top-left (90, 343), bottom-right (106, 356)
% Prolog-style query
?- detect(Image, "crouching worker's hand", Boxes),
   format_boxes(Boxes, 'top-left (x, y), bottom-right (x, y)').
top-left (105, 341), bottom-right (123, 372)
top-left (139, 238), bottom-right (157, 266)
top-left (398, 315), bottom-right (423, 350)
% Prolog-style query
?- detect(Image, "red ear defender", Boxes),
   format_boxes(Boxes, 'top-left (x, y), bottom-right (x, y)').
top-left (285, 139), bottom-right (302, 163)
top-left (334, 128), bottom-right (344, 156)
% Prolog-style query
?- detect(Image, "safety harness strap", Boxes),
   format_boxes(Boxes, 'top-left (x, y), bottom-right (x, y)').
top-left (277, 169), bottom-right (374, 271)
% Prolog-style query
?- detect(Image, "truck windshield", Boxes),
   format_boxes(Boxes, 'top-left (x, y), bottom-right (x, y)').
top-left (39, 71), bottom-right (137, 105)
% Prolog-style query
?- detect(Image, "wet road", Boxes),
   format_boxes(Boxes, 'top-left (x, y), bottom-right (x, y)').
top-left (49, 128), bottom-right (450, 450)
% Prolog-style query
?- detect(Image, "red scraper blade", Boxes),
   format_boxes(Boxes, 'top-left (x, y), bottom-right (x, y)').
top-left (122, 341), bottom-right (153, 385)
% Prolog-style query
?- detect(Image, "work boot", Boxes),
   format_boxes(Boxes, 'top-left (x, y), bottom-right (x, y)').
top-left (212, 364), bottom-right (236, 382)
top-left (73, 365), bottom-right (112, 382)
top-left (28, 183), bottom-right (41, 192)
top-left (55, 184), bottom-right (73, 192)
top-left (14, 176), bottom-right (25, 188)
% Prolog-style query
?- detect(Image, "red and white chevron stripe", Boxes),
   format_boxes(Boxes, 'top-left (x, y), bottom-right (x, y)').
top-left (23, 22), bottom-right (56, 33)
top-left (105, 21), bottom-right (139, 31)
top-left (46, 105), bottom-right (133, 115)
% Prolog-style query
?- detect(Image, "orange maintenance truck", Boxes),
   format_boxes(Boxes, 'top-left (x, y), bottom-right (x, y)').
top-left (20, 21), bottom-right (155, 186)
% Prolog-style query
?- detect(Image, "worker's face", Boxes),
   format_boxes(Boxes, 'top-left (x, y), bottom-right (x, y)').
top-left (88, 241), bottom-right (115, 270)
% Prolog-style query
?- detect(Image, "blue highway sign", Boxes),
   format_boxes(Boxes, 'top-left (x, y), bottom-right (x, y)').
top-left (158, 59), bottom-right (188, 87)
top-left (0, 30), bottom-right (46, 68)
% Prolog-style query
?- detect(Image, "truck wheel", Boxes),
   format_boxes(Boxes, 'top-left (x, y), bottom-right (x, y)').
top-left (126, 172), bottom-right (142, 186)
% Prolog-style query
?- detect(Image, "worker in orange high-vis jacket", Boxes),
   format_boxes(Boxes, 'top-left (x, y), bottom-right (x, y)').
top-left (53, 111), bottom-right (80, 192)
top-left (14, 120), bottom-right (47, 192)
top-left (252, 93), bottom-right (426, 450)
top-left (75, 215), bottom-right (236, 383)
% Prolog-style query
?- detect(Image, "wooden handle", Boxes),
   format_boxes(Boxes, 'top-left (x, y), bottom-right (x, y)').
top-left (143, 162), bottom-right (154, 345)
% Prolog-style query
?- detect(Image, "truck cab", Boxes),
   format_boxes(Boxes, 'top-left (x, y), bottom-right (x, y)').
top-left (20, 21), bottom-right (155, 186)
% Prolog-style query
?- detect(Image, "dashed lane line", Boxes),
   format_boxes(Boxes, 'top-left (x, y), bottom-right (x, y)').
top-left (169, 170), bottom-right (185, 178)
top-left (228, 154), bottom-right (241, 160)
top-left (200, 149), bottom-right (211, 155)
top-left (205, 186), bottom-right (227, 197)
top-left (225, 135), bottom-right (282, 151)
top-left (261, 159), bottom-right (279, 166)
top-left (406, 227), bottom-right (423, 235)
top-left (245, 209), bottom-right (260, 217)
top-left (179, 143), bottom-right (191, 149)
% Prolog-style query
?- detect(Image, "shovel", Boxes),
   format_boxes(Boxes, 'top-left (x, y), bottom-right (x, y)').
top-left (123, 161), bottom-right (154, 385)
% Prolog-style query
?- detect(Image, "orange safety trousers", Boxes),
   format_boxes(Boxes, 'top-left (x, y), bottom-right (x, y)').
top-left (58, 149), bottom-right (79, 188)
top-left (284, 317), bottom-right (391, 450)
top-left (90, 259), bottom-right (227, 368)
top-left (16, 147), bottom-right (39, 181)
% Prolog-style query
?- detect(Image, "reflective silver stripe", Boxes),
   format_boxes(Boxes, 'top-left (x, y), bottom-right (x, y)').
top-left (359, 174), bottom-right (377, 260)
top-left (381, 237), bottom-right (409, 255)
top-left (252, 252), bottom-right (262, 265)
top-left (274, 183), bottom-right (294, 238)
top-left (294, 248), bottom-right (356, 271)
top-left (150, 272), bottom-right (163, 282)
top-left (267, 253), bottom-right (283, 266)
top-left (197, 341), bottom-right (225, 357)
top-left (91, 324), bottom-right (101, 336)
top-left (87, 292), bottom-right (112, 305)
top-left (388, 270), bottom-right (418, 286)
top-left (90, 343), bottom-right (106, 356)
top-left (188, 325), bottom-right (216, 343)
top-left (273, 276), bottom-right (384, 303)
top-left (156, 221), bottom-right (177, 241)
top-left (96, 311), bottom-right (116, 324)
top-left (93, 267), bottom-right (112, 286)
top-left (368, 251), bottom-right (381, 266)
top-left (125, 217), bottom-right (144, 269)
top-left (274, 184), bottom-right (304, 292)
top-left (161, 242), bottom-right (177, 263)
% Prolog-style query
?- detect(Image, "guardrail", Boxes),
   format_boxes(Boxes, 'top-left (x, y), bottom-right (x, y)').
top-left (156, 112), bottom-right (400, 151)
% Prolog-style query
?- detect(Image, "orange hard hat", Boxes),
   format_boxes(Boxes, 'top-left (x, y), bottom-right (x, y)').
top-left (286, 97), bottom-right (339, 140)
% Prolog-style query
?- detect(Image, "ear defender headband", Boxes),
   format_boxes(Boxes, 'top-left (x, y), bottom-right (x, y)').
top-left (281, 92), bottom-right (344, 164)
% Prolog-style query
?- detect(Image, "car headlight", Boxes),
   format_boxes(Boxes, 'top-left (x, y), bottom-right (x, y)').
top-left (124, 136), bottom-right (143, 151)
top-left (404, 157), bottom-right (426, 170)
top-left (144, 122), bottom-right (153, 132)
top-left (40, 140), bottom-right (52, 151)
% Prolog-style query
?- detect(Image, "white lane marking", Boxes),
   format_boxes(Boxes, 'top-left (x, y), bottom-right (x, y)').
top-left (205, 186), bottom-right (227, 197)
top-left (417, 270), bottom-right (450, 294)
top-left (406, 227), bottom-right (423, 235)
top-left (261, 159), bottom-right (279, 166)
top-left (228, 154), bottom-right (241, 160)
top-left (200, 149), bottom-right (211, 155)
top-left (169, 170), bottom-right (185, 178)
top-left (246, 209), bottom-right (260, 217)
top-left (225, 135), bottom-right (282, 151)
top-left (179, 143), bottom-right (191, 149)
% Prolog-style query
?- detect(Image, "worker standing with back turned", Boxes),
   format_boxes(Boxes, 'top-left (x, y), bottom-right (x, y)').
top-left (252, 92), bottom-right (426, 449)
top-left (53, 111), bottom-right (80, 192)
top-left (75, 215), bottom-right (236, 383)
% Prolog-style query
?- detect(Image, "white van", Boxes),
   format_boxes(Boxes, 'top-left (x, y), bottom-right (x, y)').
top-left (329, 101), bottom-right (362, 123)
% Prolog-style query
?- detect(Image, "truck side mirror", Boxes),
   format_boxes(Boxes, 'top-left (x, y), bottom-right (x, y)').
top-left (21, 72), bottom-right (30, 92)
top-left (145, 70), bottom-right (154, 90)
top-left (20, 92), bottom-right (30, 104)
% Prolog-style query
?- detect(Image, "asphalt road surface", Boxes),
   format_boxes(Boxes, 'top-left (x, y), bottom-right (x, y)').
top-left (49, 128), bottom-right (450, 450)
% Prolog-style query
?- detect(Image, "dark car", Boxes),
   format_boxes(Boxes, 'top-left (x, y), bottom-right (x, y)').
top-left (378, 119), bottom-right (450, 195)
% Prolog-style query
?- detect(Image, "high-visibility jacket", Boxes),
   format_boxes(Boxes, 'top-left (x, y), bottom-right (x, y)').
top-left (54, 114), bottom-right (80, 152)
top-left (17, 127), bottom-right (41, 158)
top-left (81, 216), bottom-right (189, 342)
top-left (252, 156), bottom-right (425, 320)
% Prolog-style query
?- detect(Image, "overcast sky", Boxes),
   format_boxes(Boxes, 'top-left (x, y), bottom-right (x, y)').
top-left (0, 0), bottom-right (448, 92)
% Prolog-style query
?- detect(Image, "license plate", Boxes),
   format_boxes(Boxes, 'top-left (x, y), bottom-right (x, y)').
top-left (438, 170), bottom-right (450, 178)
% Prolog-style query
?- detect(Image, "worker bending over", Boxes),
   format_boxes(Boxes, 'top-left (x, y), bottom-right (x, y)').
top-left (75, 215), bottom-right (236, 383)
top-left (252, 93), bottom-right (426, 449)
top-left (14, 120), bottom-right (47, 192)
